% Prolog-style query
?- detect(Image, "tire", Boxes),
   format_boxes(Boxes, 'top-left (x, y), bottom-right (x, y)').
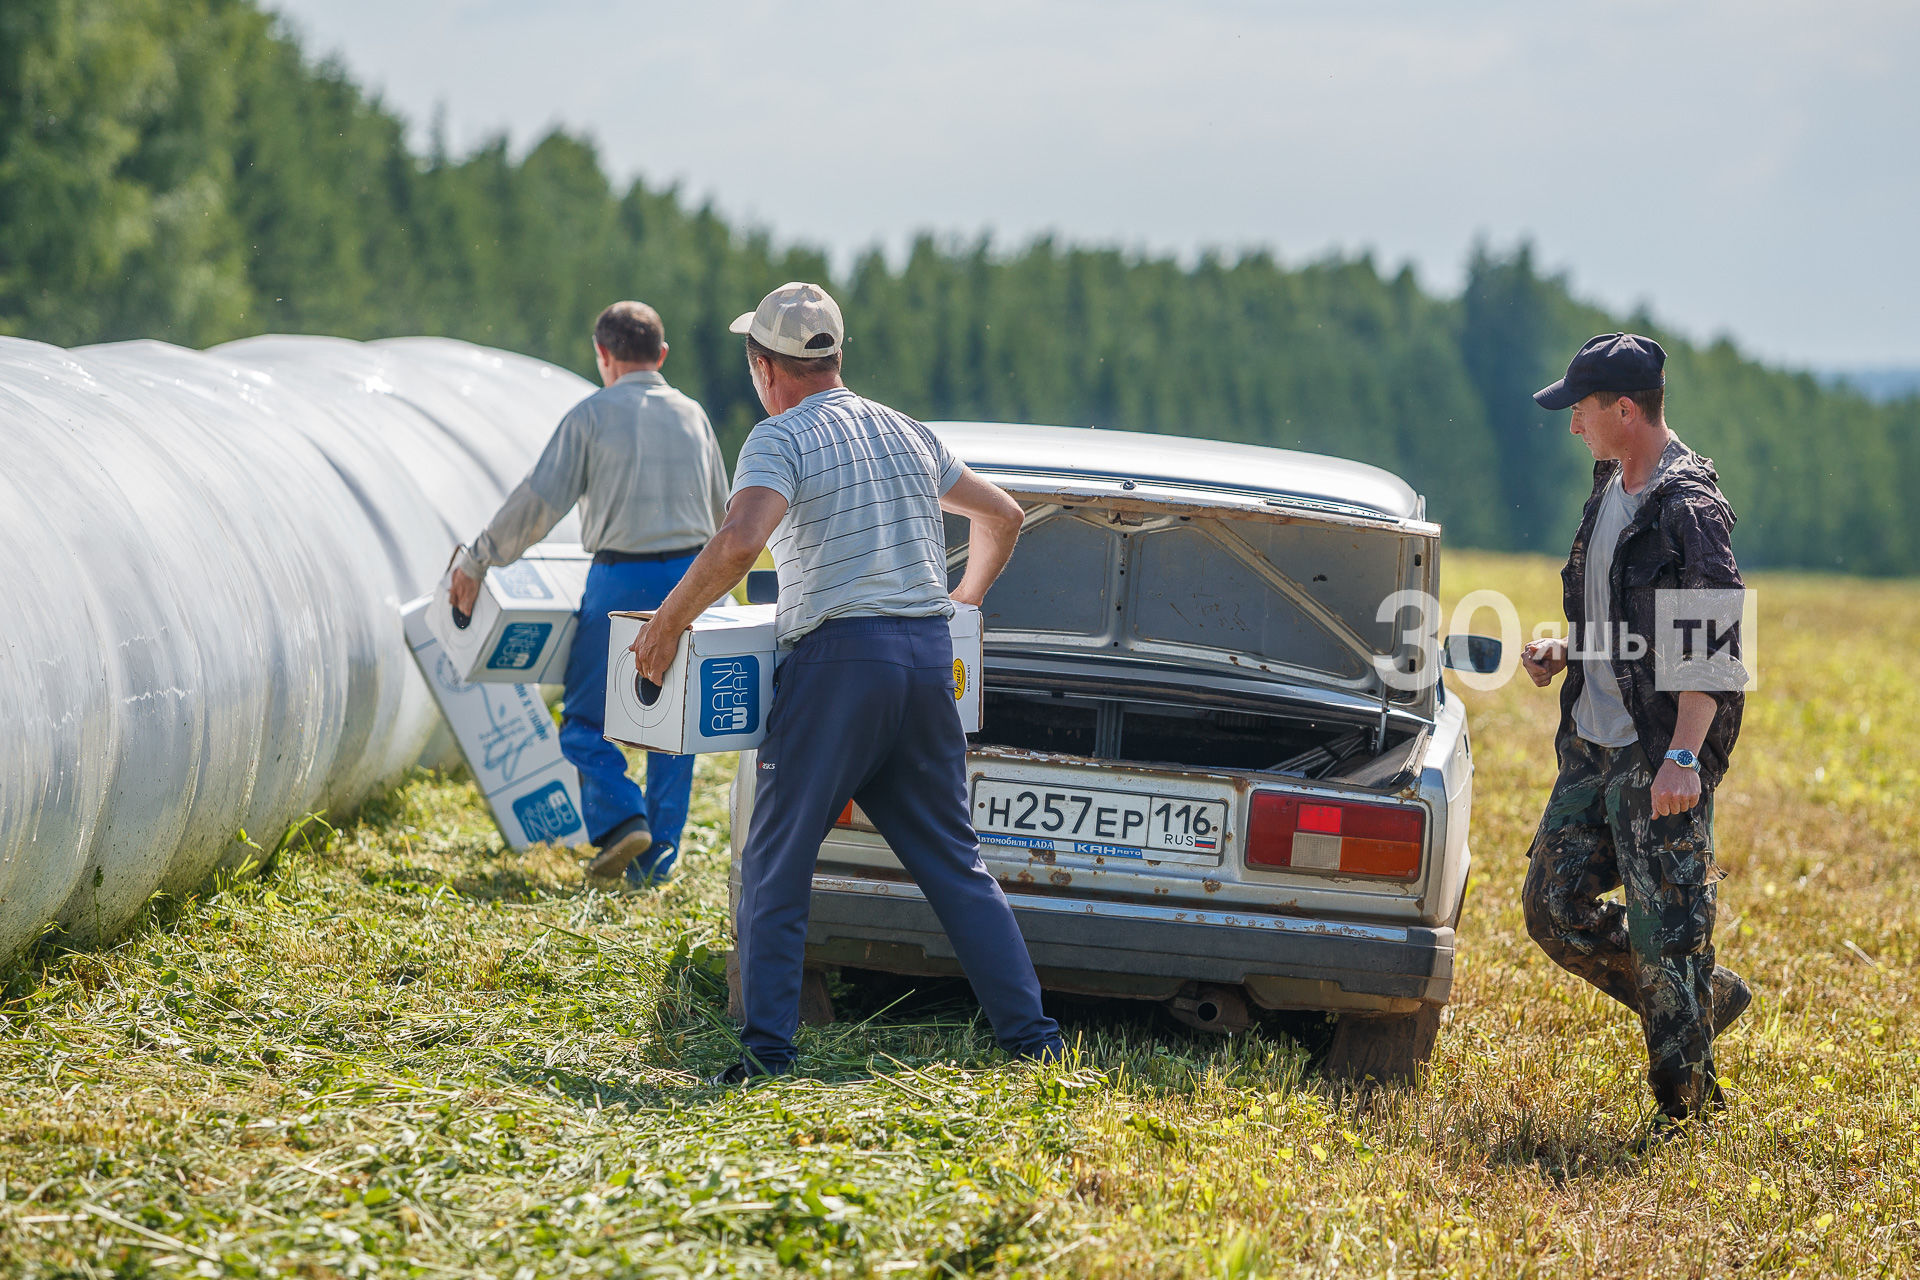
top-left (725, 949), bottom-right (744, 1022)
top-left (1322, 1003), bottom-right (1442, 1084)
top-left (722, 951), bottom-right (836, 1027)
top-left (799, 968), bottom-right (837, 1027)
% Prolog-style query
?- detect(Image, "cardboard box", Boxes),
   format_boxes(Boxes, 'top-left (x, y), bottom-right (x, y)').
top-left (491, 761), bottom-right (592, 848)
top-left (604, 605), bottom-right (778, 754)
top-left (949, 602), bottom-right (983, 733)
top-left (603, 603), bottom-right (984, 754)
top-left (426, 543), bottom-right (591, 684)
top-left (402, 596), bottom-right (588, 851)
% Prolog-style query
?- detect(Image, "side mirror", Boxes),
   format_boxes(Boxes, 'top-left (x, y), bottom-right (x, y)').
top-left (745, 570), bottom-right (779, 605)
top-left (1442, 633), bottom-right (1503, 674)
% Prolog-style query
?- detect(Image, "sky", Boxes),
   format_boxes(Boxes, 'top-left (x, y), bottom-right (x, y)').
top-left (267, 0), bottom-right (1919, 371)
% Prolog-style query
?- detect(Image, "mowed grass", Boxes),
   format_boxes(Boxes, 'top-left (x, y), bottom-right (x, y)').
top-left (1, 551), bottom-right (1915, 1278)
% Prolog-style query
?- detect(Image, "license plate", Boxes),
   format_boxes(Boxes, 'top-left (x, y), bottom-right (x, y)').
top-left (971, 778), bottom-right (1227, 863)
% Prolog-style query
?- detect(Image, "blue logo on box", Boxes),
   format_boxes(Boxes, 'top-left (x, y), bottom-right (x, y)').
top-left (699, 655), bottom-right (759, 737)
top-left (511, 781), bottom-right (582, 843)
top-left (487, 621), bottom-right (552, 670)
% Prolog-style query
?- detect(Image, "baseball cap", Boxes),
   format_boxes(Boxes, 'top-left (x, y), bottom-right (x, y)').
top-left (730, 282), bottom-right (844, 359)
top-left (1533, 332), bottom-right (1667, 410)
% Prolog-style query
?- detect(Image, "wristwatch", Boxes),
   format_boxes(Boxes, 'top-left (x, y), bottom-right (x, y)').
top-left (1664, 748), bottom-right (1700, 771)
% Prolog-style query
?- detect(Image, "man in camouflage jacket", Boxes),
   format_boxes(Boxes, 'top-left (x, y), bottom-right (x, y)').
top-left (1518, 333), bottom-right (1751, 1130)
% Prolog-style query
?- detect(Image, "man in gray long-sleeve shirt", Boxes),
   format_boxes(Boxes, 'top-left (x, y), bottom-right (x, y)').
top-left (450, 301), bottom-right (729, 887)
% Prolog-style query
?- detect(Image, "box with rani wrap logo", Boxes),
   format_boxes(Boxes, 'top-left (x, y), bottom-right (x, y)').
top-left (426, 544), bottom-right (591, 685)
top-left (603, 603), bottom-right (982, 754)
top-left (401, 595), bottom-right (586, 851)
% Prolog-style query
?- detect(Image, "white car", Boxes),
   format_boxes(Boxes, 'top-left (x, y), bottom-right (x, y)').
top-left (730, 424), bottom-right (1491, 1080)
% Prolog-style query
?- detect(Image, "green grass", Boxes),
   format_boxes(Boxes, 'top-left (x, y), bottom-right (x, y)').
top-left (2, 551), bottom-right (1916, 1277)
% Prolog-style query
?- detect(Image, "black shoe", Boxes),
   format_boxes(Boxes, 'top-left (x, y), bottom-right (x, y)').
top-left (1012, 1038), bottom-right (1068, 1065)
top-left (1648, 1066), bottom-right (1725, 1126)
top-left (707, 1060), bottom-right (788, 1088)
top-left (584, 817), bottom-right (652, 885)
top-left (1630, 1114), bottom-right (1693, 1154)
top-left (623, 840), bottom-right (678, 889)
top-left (1711, 968), bottom-right (1752, 1037)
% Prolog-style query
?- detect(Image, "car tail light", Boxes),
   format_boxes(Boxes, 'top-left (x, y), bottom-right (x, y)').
top-left (1245, 792), bottom-right (1423, 879)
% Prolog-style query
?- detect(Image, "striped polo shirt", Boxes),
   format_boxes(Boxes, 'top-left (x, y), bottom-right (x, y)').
top-left (731, 387), bottom-right (962, 646)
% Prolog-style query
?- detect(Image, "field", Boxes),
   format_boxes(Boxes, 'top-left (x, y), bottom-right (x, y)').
top-left (2, 551), bottom-right (1915, 1278)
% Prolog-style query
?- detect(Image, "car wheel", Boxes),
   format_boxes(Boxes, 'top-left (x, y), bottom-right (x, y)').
top-left (799, 968), bottom-right (837, 1027)
top-left (723, 952), bottom-right (836, 1027)
top-left (1322, 1004), bottom-right (1442, 1084)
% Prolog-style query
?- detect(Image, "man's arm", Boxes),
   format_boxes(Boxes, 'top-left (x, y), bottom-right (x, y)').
top-left (940, 466), bottom-right (1023, 607)
top-left (449, 408), bottom-right (591, 614)
top-left (630, 487), bottom-right (789, 683)
top-left (1521, 636), bottom-right (1568, 686)
top-left (1651, 691), bottom-right (1716, 817)
top-left (704, 421), bottom-right (731, 530)
top-left (1649, 490), bottom-right (1742, 816)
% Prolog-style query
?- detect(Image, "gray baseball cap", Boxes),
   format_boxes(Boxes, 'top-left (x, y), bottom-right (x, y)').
top-left (730, 282), bottom-right (844, 358)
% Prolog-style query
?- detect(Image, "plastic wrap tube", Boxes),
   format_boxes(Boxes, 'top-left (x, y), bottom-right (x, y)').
top-left (0, 335), bottom-right (591, 955)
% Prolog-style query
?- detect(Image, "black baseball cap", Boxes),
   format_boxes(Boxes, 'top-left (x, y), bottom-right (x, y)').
top-left (1533, 332), bottom-right (1667, 410)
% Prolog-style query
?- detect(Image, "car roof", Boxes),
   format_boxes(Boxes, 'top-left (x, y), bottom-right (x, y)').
top-left (923, 421), bottom-right (1421, 520)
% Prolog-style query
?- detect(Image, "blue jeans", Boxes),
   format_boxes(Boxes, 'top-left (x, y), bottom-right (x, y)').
top-left (561, 556), bottom-right (698, 849)
top-left (735, 616), bottom-right (1062, 1070)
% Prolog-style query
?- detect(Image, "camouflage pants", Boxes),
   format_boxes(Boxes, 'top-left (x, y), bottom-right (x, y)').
top-left (1522, 736), bottom-right (1726, 1116)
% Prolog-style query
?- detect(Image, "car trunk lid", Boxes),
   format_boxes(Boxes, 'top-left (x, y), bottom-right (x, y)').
top-left (948, 476), bottom-right (1442, 718)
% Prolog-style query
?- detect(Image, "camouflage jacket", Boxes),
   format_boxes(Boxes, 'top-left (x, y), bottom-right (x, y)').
top-left (1558, 436), bottom-right (1746, 791)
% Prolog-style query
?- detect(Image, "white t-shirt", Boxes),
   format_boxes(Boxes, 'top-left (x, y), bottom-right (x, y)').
top-left (1573, 448), bottom-right (1682, 746)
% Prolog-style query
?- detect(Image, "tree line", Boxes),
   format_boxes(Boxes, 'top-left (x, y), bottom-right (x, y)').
top-left (4, 0), bottom-right (1914, 572)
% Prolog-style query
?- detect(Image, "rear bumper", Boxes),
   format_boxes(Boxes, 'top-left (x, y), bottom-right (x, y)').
top-left (804, 874), bottom-right (1453, 1013)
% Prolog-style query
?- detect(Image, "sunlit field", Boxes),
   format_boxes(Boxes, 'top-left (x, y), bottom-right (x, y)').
top-left (2, 551), bottom-right (1914, 1278)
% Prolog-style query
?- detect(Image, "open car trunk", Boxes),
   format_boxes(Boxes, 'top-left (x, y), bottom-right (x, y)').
top-left (976, 656), bottom-right (1427, 787)
top-left (946, 474), bottom-right (1442, 780)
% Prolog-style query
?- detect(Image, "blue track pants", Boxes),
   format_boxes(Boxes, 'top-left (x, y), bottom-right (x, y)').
top-left (735, 615), bottom-right (1062, 1070)
top-left (561, 556), bottom-right (697, 849)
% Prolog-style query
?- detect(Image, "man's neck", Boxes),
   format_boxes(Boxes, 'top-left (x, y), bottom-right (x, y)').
top-left (602, 361), bottom-right (662, 386)
top-left (1618, 425), bottom-right (1675, 493)
top-left (766, 377), bottom-right (845, 416)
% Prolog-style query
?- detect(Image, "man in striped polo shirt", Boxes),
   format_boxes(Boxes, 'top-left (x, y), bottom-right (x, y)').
top-left (630, 282), bottom-right (1064, 1083)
